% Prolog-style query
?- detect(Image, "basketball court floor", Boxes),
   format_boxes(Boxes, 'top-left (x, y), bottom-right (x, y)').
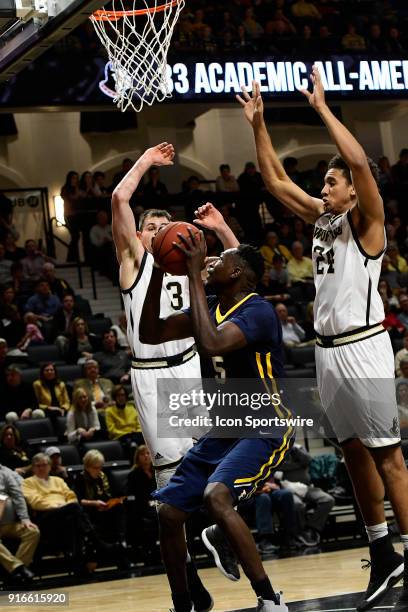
top-left (17, 545), bottom-right (400, 611)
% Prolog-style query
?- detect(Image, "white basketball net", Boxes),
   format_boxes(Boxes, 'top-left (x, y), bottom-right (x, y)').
top-left (90, 0), bottom-right (185, 112)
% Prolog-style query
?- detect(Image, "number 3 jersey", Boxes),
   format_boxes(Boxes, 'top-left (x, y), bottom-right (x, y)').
top-left (122, 251), bottom-right (197, 361)
top-left (313, 210), bottom-right (385, 336)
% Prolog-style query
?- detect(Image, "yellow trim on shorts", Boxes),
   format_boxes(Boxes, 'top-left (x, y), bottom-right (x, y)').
top-left (215, 293), bottom-right (258, 325)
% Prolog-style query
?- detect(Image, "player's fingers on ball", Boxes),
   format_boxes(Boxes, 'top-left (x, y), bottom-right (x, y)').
top-left (187, 227), bottom-right (198, 244)
top-left (176, 232), bottom-right (191, 248)
top-left (173, 241), bottom-right (188, 255)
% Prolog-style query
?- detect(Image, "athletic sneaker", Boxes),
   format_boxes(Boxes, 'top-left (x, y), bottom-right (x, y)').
top-left (393, 550), bottom-right (408, 611)
top-left (201, 526), bottom-right (240, 581)
top-left (295, 529), bottom-right (320, 548)
top-left (256, 593), bottom-right (289, 611)
top-left (257, 538), bottom-right (280, 555)
top-left (356, 535), bottom-right (404, 611)
top-left (190, 590), bottom-right (214, 612)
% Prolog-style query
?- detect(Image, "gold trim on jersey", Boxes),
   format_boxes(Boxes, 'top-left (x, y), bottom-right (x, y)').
top-left (316, 323), bottom-right (385, 348)
top-left (215, 293), bottom-right (258, 325)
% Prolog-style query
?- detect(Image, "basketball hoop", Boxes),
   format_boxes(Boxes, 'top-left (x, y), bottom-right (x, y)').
top-left (90, 0), bottom-right (185, 112)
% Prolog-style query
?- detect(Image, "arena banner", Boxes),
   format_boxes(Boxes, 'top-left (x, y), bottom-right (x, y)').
top-left (1, 54), bottom-right (408, 107)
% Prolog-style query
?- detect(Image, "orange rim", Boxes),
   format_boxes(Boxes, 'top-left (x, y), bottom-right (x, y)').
top-left (92, 0), bottom-right (181, 21)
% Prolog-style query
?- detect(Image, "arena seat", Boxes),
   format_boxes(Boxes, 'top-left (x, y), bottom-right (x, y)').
top-left (56, 364), bottom-right (82, 382)
top-left (81, 440), bottom-right (129, 467)
top-left (27, 344), bottom-right (62, 365)
top-left (20, 368), bottom-right (40, 385)
top-left (87, 317), bottom-right (112, 336)
top-left (56, 444), bottom-right (81, 467)
top-left (108, 468), bottom-right (132, 497)
top-left (288, 345), bottom-right (316, 367)
top-left (14, 418), bottom-right (57, 447)
top-left (53, 416), bottom-right (67, 441)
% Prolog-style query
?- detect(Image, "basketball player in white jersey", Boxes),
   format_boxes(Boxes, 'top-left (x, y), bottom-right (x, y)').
top-left (237, 69), bottom-right (408, 611)
top-left (111, 143), bottom-right (239, 610)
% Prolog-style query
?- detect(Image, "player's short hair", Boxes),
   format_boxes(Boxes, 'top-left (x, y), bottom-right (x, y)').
top-left (138, 209), bottom-right (172, 231)
top-left (328, 154), bottom-right (380, 185)
top-left (236, 244), bottom-right (264, 284)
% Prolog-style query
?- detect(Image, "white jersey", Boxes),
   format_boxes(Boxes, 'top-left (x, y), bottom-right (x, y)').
top-left (121, 251), bottom-right (201, 467)
top-left (312, 210), bottom-right (385, 336)
top-left (122, 251), bottom-right (196, 360)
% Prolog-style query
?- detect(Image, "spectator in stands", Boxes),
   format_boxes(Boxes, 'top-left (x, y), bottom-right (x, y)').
top-left (92, 171), bottom-right (109, 198)
top-left (395, 332), bottom-right (408, 377)
top-left (238, 161), bottom-right (264, 195)
top-left (293, 218), bottom-right (311, 253)
top-left (367, 23), bottom-right (388, 53)
top-left (237, 162), bottom-right (264, 244)
top-left (218, 205), bottom-right (245, 242)
top-left (295, 24), bottom-right (318, 55)
top-left (216, 164), bottom-right (240, 193)
top-left (266, 9), bottom-right (297, 36)
top-left (52, 293), bottom-right (82, 351)
top-left (4, 232), bottom-right (25, 263)
top-left (387, 244), bottom-right (408, 275)
top-left (0, 243), bottom-right (12, 285)
top-left (74, 358), bottom-right (113, 409)
top-left (0, 463), bottom-right (39, 586)
top-left (378, 279), bottom-right (399, 308)
top-left (10, 262), bottom-right (31, 307)
top-left (111, 313), bottom-right (130, 351)
top-left (341, 23), bottom-right (366, 51)
top-left (391, 148), bottom-right (408, 204)
top-left (396, 358), bottom-right (408, 385)
top-left (33, 363), bottom-right (70, 421)
top-left (111, 158), bottom-right (134, 191)
top-left (21, 240), bottom-right (50, 286)
top-left (0, 424), bottom-right (31, 474)
top-left (287, 241), bottom-right (314, 298)
top-left (380, 254), bottom-right (399, 290)
top-left (45, 446), bottom-right (68, 480)
top-left (61, 171), bottom-right (83, 262)
top-left (317, 25), bottom-right (336, 54)
top-left (254, 475), bottom-right (316, 552)
top-left (0, 284), bottom-right (23, 347)
top-left (269, 255), bottom-right (291, 296)
top-left (275, 303), bottom-right (306, 346)
top-left (0, 366), bottom-right (38, 423)
top-left (17, 312), bottom-right (44, 351)
top-left (242, 7), bottom-right (263, 40)
top-left (291, 0), bottom-right (322, 20)
top-left (42, 263), bottom-right (73, 301)
top-left (24, 279), bottom-right (61, 320)
top-left (386, 26), bottom-right (406, 54)
top-left (0, 339), bottom-right (14, 384)
top-left (281, 444), bottom-right (335, 545)
top-left (383, 299), bottom-right (406, 338)
top-left (66, 388), bottom-right (101, 444)
top-left (260, 230), bottom-right (291, 267)
top-left (127, 445), bottom-right (156, 521)
top-left (93, 330), bottom-right (131, 384)
top-left (143, 166), bottom-right (169, 205)
top-left (66, 317), bottom-right (100, 364)
top-left (378, 156), bottom-right (395, 202)
top-left (74, 450), bottom-right (127, 554)
top-left (398, 295), bottom-right (408, 329)
top-left (89, 211), bottom-right (115, 281)
top-left (79, 171), bottom-right (96, 200)
top-left (105, 386), bottom-right (143, 456)
top-left (22, 452), bottom-right (109, 569)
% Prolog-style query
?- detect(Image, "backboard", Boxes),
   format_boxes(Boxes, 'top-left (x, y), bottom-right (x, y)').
top-left (0, 0), bottom-right (106, 81)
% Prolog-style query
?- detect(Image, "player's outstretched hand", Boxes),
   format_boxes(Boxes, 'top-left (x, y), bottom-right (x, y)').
top-left (193, 203), bottom-right (223, 231)
top-left (236, 80), bottom-right (264, 127)
top-left (300, 64), bottom-right (326, 112)
top-left (174, 227), bottom-right (206, 276)
top-left (143, 142), bottom-right (175, 167)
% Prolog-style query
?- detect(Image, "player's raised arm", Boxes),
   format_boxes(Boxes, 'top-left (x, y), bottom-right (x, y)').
top-left (111, 143), bottom-right (175, 284)
top-left (193, 203), bottom-right (240, 248)
top-left (300, 65), bottom-right (384, 227)
top-left (237, 82), bottom-right (323, 224)
top-left (139, 265), bottom-right (193, 344)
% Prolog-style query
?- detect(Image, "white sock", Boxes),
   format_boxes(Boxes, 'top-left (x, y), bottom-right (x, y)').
top-left (365, 522), bottom-right (388, 543)
top-left (401, 534), bottom-right (408, 551)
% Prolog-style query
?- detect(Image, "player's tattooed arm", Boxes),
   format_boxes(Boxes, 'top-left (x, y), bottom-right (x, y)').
top-left (193, 203), bottom-right (240, 249)
top-left (139, 266), bottom-right (193, 344)
top-left (301, 65), bottom-right (384, 229)
top-left (176, 230), bottom-right (248, 356)
top-left (237, 81), bottom-right (323, 225)
top-left (112, 143), bottom-right (175, 268)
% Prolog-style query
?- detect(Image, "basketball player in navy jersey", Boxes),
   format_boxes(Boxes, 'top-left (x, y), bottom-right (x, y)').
top-left (140, 235), bottom-right (293, 612)
top-left (237, 67), bottom-right (408, 611)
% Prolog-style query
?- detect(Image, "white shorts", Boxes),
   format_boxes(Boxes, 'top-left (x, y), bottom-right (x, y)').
top-left (315, 331), bottom-right (400, 448)
top-left (130, 353), bottom-right (201, 467)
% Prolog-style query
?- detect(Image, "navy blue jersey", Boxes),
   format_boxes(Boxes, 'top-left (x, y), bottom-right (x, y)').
top-left (191, 293), bottom-right (284, 382)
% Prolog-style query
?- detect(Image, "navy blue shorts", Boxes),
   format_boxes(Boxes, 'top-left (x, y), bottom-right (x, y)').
top-left (152, 431), bottom-right (294, 514)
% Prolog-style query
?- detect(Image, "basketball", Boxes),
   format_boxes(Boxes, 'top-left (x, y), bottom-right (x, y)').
top-left (152, 221), bottom-right (202, 275)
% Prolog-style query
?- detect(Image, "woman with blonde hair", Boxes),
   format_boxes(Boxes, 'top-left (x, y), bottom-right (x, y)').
top-left (66, 388), bottom-right (100, 444)
top-left (74, 449), bottom-right (128, 569)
